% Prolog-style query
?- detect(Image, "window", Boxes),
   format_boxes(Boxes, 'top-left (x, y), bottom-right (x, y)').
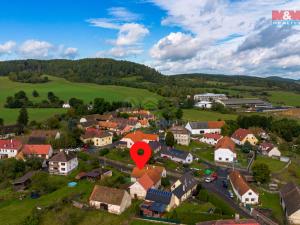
top-left (245, 198), bottom-right (249, 202)
top-left (251, 198), bottom-right (255, 201)
top-left (226, 158), bottom-right (229, 161)
top-left (248, 192), bottom-right (252, 195)
top-left (61, 163), bottom-right (65, 166)
top-left (61, 168), bottom-right (65, 171)
top-left (219, 157), bottom-right (222, 160)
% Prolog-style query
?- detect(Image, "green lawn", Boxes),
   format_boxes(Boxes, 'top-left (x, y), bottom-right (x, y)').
top-left (259, 191), bottom-right (285, 224)
top-left (267, 91), bottom-right (300, 107)
top-left (183, 109), bottom-right (237, 121)
top-left (0, 76), bottom-right (162, 124)
top-left (254, 156), bottom-right (286, 172)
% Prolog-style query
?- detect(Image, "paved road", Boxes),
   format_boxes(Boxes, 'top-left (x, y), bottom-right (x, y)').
top-left (98, 156), bottom-right (251, 218)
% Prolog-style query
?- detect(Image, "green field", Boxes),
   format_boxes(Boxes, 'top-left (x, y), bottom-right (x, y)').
top-left (0, 76), bottom-right (162, 124)
top-left (268, 91), bottom-right (300, 107)
top-left (254, 156), bottom-right (287, 172)
top-left (183, 109), bottom-right (237, 121)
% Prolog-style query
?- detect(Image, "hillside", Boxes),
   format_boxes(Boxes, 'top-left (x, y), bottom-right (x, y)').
top-left (0, 76), bottom-right (162, 124)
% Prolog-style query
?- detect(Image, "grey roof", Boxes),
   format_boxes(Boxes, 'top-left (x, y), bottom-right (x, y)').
top-left (149, 141), bottom-right (161, 150)
top-left (220, 98), bottom-right (271, 106)
top-left (169, 126), bottom-right (190, 135)
top-left (161, 148), bottom-right (190, 160)
top-left (13, 171), bottom-right (37, 185)
top-left (28, 136), bottom-right (47, 145)
top-left (145, 188), bottom-right (172, 205)
top-left (172, 173), bottom-right (198, 198)
top-left (49, 151), bottom-right (76, 162)
top-left (188, 122), bottom-right (208, 129)
top-left (279, 182), bottom-right (300, 216)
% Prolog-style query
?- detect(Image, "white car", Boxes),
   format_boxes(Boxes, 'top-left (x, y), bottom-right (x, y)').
top-left (205, 177), bottom-right (213, 183)
top-left (228, 190), bottom-right (234, 198)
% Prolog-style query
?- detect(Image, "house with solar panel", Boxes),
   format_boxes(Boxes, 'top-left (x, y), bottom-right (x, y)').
top-left (140, 188), bottom-right (176, 218)
top-left (160, 148), bottom-right (193, 164)
top-left (171, 173), bottom-right (198, 206)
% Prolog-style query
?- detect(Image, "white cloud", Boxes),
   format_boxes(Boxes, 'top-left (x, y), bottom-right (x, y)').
top-left (115, 23), bottom-right (149, 46)
top-left (148, 0), bottom-right (300, 77)
top-left (18, 40), bottom-right (53, 59)
top-left (0, 41), bottom-right (16, 55)
top-left (108, 7), bottom-right (140, 22)
top-left (61, 47), bottom-right (78, 59)
top-left (96, 46), bottom-right (143, 58)
top-left (86, 18), bottom-right (120, 29)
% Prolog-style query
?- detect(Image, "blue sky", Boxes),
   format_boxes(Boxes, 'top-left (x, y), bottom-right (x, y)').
top-left (0, 0), bottom-right (300, 78)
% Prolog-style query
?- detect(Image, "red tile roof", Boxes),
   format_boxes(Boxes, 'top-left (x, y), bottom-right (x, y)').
top-left (0, 139), bottom-right (22, 150)
top-left (23, 144), bottom-right (52, 155)
top-left (207, 121), bottom-right (225, 129)
top-left (123, 130), bottom-right (158, 143)
top-left (131, 165), bottom-right (165, 180)
top-left (137, 173), bottom-right (154, 190)
top-left (98, 121), bottom-right (118, 129)
top-left (215, 137), bottom-right (235, 152)
top-left (231, 128), bottom-right (252, 141)
top-left (203, 133), bottom-right (222, 141)
top-left (82, 129), bottom-right (112, 139)
top-left (229, 171), bottom-right (256, 196)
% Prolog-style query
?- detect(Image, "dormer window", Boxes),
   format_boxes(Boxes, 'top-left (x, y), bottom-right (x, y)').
top-left (249, 192), bottom-right (252, 195)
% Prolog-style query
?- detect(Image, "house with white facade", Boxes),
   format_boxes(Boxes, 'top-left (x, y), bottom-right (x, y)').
top-left (161, 148), bottom-right (193, 164)
top-left (185, 121), bottom-right (225, 135)
top-left (193, 93), bottom-right (227, 102)
top-left (229, 170), bottom-right (259, 205)
top-left (120, 130), bottom-right (159, 148)
top-left (169, 126), bottom-right (190, 146)
top-left (214, 137), bottom-right (236, 163)
top-left (194, 101), bottom-right (213, 109)
top-left (49, 151), bottom-right (78, 175)
top-left (0, 139), bottom-right (22, 159)
top-left (200, 133), bottom-right (223, 146)
top-left (280, 182), bottom-right (300, 224)
top-left (89, 185), bottom-right (131, 215)
top-left (259, 142), bottom-right (281, 158)
top-left (171, 173), bottom-right (198, 206)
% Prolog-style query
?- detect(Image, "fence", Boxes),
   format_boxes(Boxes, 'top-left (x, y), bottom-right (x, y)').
top-left (251, 209), bottom-right (279, 225)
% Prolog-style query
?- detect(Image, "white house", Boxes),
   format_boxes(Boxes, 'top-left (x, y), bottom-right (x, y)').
top-left (280, 182), bottom-right (300, 224)
top-left (194, 93), bottom-right (227, 102)
top-left (161, 148), bottom-right (193, 164)
top-left (194, 101), bottom-right (212, 109)
top-left (89, 185), bottom-right (131, 215)
top-left (185, 121), bottom-right (225, 135)
top-left (214, 137), bottom-right (236, 163)
top-left (129, 171), bottom-right (161, 199)
top-left (229, 171), bottom-right (259, 205)
top-left (0, 139), bottom-right (22, 159)
top-left (62, 103), bottom-right (71, 108)
top-left (200, 133), bottom-right (223, 146)
top-left (169, 126), bottom-right (190, 146)
top-left (120, 130), bottom-right (159, 148)
top-left (259, 142), bottom-right (281, 158)
top-left (49, 151), bottom-right (78, 175)
top-left (231, 128), bottom-right (258, 146)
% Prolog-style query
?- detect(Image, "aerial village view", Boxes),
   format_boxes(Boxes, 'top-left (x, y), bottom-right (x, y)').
top-left (0, 1), bottom-right (300, 225)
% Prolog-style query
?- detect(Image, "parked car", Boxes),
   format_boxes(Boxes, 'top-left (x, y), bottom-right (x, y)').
top-left (228, 190), bottom-right (234, 198)
top-left (205, 175), bottom-right (217, 183)
top-left (222, 180), bottom-right (228, 189)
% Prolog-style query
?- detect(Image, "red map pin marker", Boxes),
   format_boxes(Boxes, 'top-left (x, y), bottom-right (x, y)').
top-left (130, 141), bottom-right (152, 169)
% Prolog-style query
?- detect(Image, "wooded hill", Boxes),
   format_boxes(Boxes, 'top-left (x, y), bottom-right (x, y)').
top-left (0, 58), bottom-right (299, 97)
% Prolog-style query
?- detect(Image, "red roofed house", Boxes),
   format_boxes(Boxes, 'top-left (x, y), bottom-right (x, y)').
top-left (200, 133), bottom-right (223, 146)
top-left (0, 139), bottom-right (22, 159)
top-left (214, 137), bottom-right (236, 163)
top-left (120, 130), bottom-right (159, 148)
top-left (229, 170), bottom-right (259, 205)
top-left (231, 128), bottom-right (258, 146)
top-left (259, 142), bottom-right (281, 157)
top-left (22, 144), bottom-right (53, 159)
top-left (129, 166), bottom-right (164, 199)
top-left (81, 128), bottom-right (113, 147)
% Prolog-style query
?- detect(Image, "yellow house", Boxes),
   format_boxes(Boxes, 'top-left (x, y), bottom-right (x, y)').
top-left (81, 128), bottom-right (113, 147)
top-left (231, 128), bottom-right (258, 146)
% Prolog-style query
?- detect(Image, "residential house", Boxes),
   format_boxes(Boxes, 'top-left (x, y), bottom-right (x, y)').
top-left (76, 168), bottom-right (112, 181)
top-left (13, 171), bottom-right (37, 191)
top-left (89, 185), bottom-right (131, 215)
top-left (0, 124), bottom-right (22, 139)
top-left (171, 173), bottom-right (198, 206)
top-left (62, 103), bottom-right (71, 108)
top-left (161, 148), bottom-right (193, 164)
top-left (200, 133), bottom-right (223, 146)
top-left (231, 128), bottom-right (258, 146)
top-left (148, 141), bottom-right (162, 153)
top-left (0, 139), bottom-right (22, 159)
top-left (185, 121), bottom-right (225, 135)
top-left (98, 121), bottom-right (119, 133)
top-left (140, 189), bottom-right (176, 217)
top-left (279, 182), bottom-right (300, 224)
top-left (194, 101), bottom-right (213, 109)
top-left (22, 144), bottom-right (53, 159)
top-left (259, 142), bottom-right (281, 158)
top-left (131, 165), bottom-right (166, 182)
top-left (81, 128), bottom-right (113, 147)
top-left (80, 114), bottom-right (113, 123)
top-left (120, 130), bottom-right (159, 148)
top-left (214, 137), bottom-right (236, 163)
top-left (169, 126), bottom-right (190, 146)
top-left (49, 151), bottom-right (78, 175)
top-left (129, 168), bottom-right (162, 199)
top-left (229, 170), bottom-right (259, 205)
top-left (31, 130), bottom-right (61, 140)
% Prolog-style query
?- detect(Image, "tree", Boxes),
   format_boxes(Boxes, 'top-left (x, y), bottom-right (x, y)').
top-left (241, 141), bottom-right (253, 153)
top-left (0, 118), bottom-right (3, 126)
top-left (175, 108), bottom-right (183, 119)
top-left (17, 107), bottom-right (28, 126)
top-left (252, 163), bottom-right (270, 184)
top-left (32, 90), bottom-right (39, 97)
top-left (165, 132), bottom-right (175, 147)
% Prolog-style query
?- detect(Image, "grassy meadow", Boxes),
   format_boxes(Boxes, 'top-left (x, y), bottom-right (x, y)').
top-left (182, 109), bottom-right (237, 121)
top-left (0, 76), bottom-right (162, 124)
